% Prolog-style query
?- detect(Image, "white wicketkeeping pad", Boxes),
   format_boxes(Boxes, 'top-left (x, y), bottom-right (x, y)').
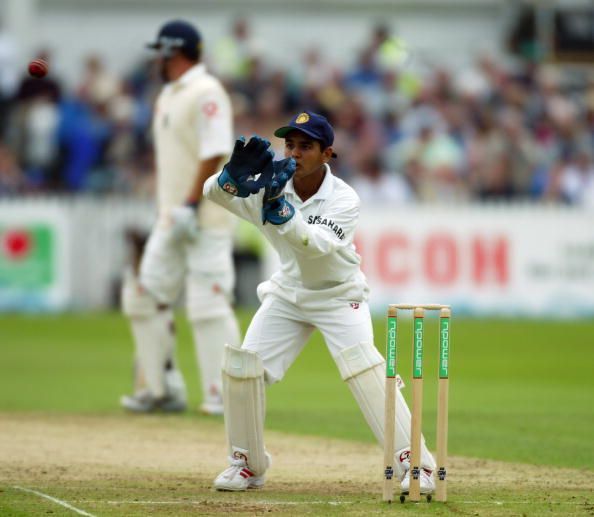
top-left (222, 345), bottom-right (268, 475)
top-left (336, 341), bottom-right (436, 478)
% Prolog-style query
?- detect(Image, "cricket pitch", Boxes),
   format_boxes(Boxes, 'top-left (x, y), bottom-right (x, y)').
top-left (1, 413), bottom-right (593, 516)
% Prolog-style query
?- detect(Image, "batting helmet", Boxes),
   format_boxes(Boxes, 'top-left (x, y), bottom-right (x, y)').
top-left (146, 20), bottom-right (202, 61)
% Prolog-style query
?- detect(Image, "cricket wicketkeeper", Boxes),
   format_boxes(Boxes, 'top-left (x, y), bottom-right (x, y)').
top-left (203, 111), bottom-right (437, 492)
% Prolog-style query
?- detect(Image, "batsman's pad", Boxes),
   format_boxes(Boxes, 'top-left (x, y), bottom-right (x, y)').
top-left (222, 345), bottom-right (268, 476)
top-left (335, 342), bottom-right (436, 478)
top-left (121, 274), bottom-right (159, 317)
top-left (191, 312), bottom-right (241, 411)
top-left (186, 275), bottom-right (234, 322)
top-left (121, 275), bottom-right (168, 398)
top-left (132, 308), bottom-right (179, 394)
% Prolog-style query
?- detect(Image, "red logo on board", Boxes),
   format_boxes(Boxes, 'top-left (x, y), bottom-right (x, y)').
top-left (3, 230), bottom-right (32, 260)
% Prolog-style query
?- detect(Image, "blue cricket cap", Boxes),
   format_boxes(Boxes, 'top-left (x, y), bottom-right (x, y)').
top-left (147, 20), bottom-right (202, 60)
top-left (274, 111), bottom-right (337, 158)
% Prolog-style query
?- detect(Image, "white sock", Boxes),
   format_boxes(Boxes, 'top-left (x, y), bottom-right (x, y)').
top-left (191, 314), bottom-right (241, 404)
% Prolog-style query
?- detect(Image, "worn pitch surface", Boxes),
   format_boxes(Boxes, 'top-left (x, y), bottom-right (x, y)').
top-left (1, 413), bottom-right (593, 516)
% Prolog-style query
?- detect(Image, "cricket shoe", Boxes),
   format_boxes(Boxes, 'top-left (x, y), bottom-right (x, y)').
top-left (200, 388), bottom-right (224, 415)
top-left (120, 390), bottom-right (187, 413)
top-left (213, 453), bottom-right (271, 491)
top-left (400, 467), bottom-right (435, 494)
top-left (199, 401), bottom-right (224, 415)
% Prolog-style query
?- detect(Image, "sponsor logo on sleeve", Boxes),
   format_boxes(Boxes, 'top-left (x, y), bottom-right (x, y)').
top-left (278, 205), bottom-right (292, 218)
top-left (222, 182), bottom-right (238, 195)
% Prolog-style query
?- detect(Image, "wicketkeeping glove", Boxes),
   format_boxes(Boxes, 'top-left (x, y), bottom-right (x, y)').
top-left (170, 204), bottom-right (199, 242)
top-left (261, 158), bottom-right (297, 225)
top-left (218, 136), bottom-right (274, 197)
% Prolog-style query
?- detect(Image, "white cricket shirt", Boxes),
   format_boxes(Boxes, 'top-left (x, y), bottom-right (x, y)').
top-left (204, 164), bottom-right (370, 305)
top-left (153, 63), bottom-right (234, 230)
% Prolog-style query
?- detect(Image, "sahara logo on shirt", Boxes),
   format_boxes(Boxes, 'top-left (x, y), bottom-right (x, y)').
top-left (307, 215), bottom-right (345, 240)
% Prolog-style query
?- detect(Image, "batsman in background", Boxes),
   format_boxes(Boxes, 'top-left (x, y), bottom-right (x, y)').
top-left (120, 20), bottom-right (241, 414)
top-left (203, 111), bottom-right (436, 493)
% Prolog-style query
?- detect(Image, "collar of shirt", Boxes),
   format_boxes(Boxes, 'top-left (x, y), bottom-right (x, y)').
top-left (165, 63), bottom-right (206, 92)
top-left (285, 163), bottom-right (335, 208)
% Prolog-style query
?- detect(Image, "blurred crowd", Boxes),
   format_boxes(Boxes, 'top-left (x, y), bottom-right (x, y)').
top-left (1, 20), bottom-right (593, 205)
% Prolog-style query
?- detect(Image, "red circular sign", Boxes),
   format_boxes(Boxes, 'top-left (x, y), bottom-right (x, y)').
top-left (3, 230), bottom-right (32, 260)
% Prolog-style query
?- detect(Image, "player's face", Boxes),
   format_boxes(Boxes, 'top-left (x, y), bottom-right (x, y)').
top-left (157, 55), bottom-right (172, 82)
top-left (156, 50), bottom-right (182, 83)
top-left (283, 132), bottom-right (331, 179)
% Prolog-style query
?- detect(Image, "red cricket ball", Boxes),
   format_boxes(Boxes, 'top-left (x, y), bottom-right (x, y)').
top-left (28, 59), bottom-right (49, 79)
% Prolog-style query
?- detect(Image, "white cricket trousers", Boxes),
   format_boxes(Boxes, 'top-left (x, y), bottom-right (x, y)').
top-left (242, 293), bottom-right (374, 384)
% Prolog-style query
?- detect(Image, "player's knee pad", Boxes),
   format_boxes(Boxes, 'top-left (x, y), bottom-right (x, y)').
top-left (121, 275), bottom-right (159, 318)
top-left (335, 342), bottom-right (435, 477)
top-left (335, 342), bottom-right (385, 444)
top-left (222, 344), bottom-right (268, 476)
top-left (335, 341), bottom-right (385, 381)
top-left (138, 227), bottom-right (185, 305)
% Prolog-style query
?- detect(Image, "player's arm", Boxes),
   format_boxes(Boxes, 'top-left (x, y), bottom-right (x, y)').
top-left (261, 158), bottom-right (359, 257)
top-left (274, 197), bottom-right (360, 258)
top-left (185, 154), bottom-right (225, 206)
top-left (203, 136), bottom-right (274, 224)
top-left (186, 84), bottom-right (234, 205)
top-left (169, 85), bottom-right (233, 239)
top-left (203, 171), bottom-right (261, 224)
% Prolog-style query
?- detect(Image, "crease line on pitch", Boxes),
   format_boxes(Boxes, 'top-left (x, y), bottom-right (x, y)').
top-left (12, 486), bottom-right (96, 516)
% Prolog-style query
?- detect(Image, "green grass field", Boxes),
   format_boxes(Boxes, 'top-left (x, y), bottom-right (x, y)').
top-left (2, 311), bottom-right (593, 468)
top-left (1, 311), bottom-right (593, 515)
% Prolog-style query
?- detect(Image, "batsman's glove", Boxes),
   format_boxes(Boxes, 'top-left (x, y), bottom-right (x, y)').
top-left (261, 158), bottom-right (297, 225)
top-left (170, 203), bottom-right (199, 242)
top-left (218, 136), bottom-right (273, 197)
